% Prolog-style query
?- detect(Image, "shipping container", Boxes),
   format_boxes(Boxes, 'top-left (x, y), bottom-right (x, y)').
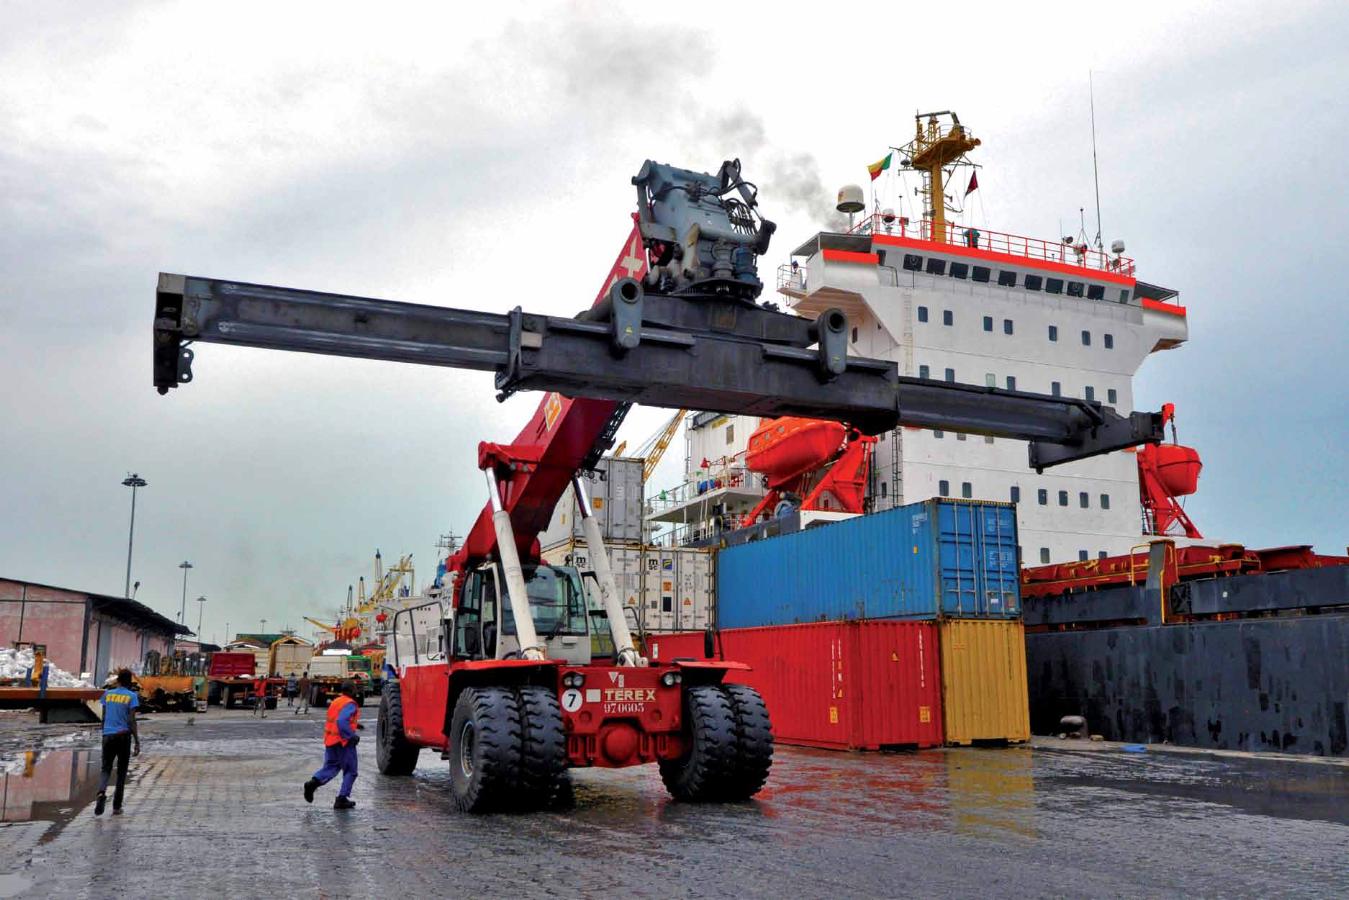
top-left (648, 620), bottom-right (944, 751)
top-left (541, 540), bottom-right (714, 633)
top-left (938, 619), bottom-right (1029, 745)
top-left (539, 456), bottom-right (646, 548)
top-left (716, 498), bottom-right (1020, 629)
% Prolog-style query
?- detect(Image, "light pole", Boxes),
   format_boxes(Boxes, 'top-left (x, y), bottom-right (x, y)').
top-left (196, 596), bottom-right (207, 643)
top-left (121, 474), bottom-right (147, 598)
top-left (178, 561), bottom-right (193, 623)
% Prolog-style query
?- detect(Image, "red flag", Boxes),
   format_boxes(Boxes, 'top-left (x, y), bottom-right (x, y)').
top-left (966, 171), bottom-right (979, 195)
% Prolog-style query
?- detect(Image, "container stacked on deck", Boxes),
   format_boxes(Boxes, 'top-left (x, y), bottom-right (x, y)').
top-left (650, 498), bottom-right (1031, 750)
top-left (541, 456), bottom-right (715, 634)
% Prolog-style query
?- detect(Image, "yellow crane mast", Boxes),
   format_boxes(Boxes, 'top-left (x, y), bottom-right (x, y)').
top-left (900, 110), bottom-right (980, 244)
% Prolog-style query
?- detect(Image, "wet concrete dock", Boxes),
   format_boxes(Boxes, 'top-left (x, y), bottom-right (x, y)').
top-left (0, 709), bottom-right (1345, 898)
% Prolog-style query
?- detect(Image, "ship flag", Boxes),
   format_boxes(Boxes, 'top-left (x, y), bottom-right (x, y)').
top-left (965, 170), bottom-right (979, 195)
top-left (867, 152), bottom-right (892, 181)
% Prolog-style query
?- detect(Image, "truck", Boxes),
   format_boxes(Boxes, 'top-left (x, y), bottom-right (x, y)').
top-left (268, 637), bottom-right (314, 679)
top-left (304, 652), bottom-right (370, 707)
top-left (207, 651), bottom-right (281, 710)
top-left (150, 152), bottom-right (1167, 811)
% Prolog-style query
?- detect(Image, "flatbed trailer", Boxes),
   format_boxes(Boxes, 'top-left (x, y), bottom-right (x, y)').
top-left (0, 686), bottom-right (103, 723)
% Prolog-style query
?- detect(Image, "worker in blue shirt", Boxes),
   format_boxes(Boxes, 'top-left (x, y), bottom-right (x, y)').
top-left (95, 669), bottom-right (141, 816)
top-left (303, 680), bottom-right (363, 809)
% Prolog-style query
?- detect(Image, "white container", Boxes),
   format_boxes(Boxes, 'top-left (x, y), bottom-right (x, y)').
top-left (541, 539), bottom-right (714, 634)
top-left (539, 457), bottom-right (645, 548)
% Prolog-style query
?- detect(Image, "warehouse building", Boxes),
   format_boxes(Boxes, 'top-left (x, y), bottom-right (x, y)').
top-left (0, 577), bottom-right (189, 682)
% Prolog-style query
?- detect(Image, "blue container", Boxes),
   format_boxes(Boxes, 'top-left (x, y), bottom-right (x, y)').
top-left (715, 498), bottom-right (1021, 628)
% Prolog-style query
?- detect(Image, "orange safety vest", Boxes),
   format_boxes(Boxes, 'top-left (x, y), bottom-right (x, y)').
top-left (324, 694), bottom-right (360, 747)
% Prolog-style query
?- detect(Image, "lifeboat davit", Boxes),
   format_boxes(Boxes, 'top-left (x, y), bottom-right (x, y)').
top-left (1140, 443), bottom-right (1202, 496)
top-left (746, 417), bottom-right (848, 484)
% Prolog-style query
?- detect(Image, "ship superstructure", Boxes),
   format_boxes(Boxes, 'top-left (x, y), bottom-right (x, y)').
top-left (649, 112), bottom-right (1190, 563)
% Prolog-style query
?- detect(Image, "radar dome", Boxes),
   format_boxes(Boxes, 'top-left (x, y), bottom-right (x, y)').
top-left (1110, 239), bottom-right (1126, 254)
top-left (881, 207), bottom-right (896, 223)
top-left (835, 184), bottom-right (865, 214)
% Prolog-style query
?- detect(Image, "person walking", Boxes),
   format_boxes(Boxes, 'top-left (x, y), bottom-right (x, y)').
top-left (95, 669), bottom-right (141, 816)
top-left (252, 677), bottom-right (268, 718)
top-left (295, 671), bottom-right (311, 715)
top-left (302, 680), bottom-right (362, 810)
top-left (285, 673), bottom-right (298, 707)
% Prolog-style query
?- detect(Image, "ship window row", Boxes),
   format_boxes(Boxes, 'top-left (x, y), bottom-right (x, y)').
top-left (902, 253), bottom-right (1128, 303)
top-left (1037, 548), bottom-right (1111, 564)
top-left (920, 366), bottom-right (1116, 406)
top-left (939, 482), bottom-right (1113, 512)
top-left (918, 308), bottom-right (1115, 353)
top-left (1029, 488), bottom-right (1112, 509)
top-left (937, 480), bottom-right (974, 499)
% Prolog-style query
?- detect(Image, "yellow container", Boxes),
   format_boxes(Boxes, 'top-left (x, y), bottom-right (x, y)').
top-left (938, 619), bottom-right (1030, 745)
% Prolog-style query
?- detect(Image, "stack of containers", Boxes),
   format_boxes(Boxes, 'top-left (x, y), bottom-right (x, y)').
top-left (653, 498), bottom-right (1030, 749)
top-left (539, 457), bottom-right (715, 633)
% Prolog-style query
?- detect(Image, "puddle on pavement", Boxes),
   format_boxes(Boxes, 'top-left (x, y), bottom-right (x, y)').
top-left (0, 748), bottom-right (102, 835)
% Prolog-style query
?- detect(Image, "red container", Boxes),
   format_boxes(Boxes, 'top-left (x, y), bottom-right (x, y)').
top-left (649, 620), bottom-right (943, 751)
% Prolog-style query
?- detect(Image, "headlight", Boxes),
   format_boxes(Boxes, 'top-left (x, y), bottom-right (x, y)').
top-left (563, 672), bottom-right (585, 688)
top-left (660, 671), bottom-right (682, 687)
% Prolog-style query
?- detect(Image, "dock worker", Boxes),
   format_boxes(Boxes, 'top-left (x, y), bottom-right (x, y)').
top-left (285, 673), bottom-right (298, 707)
top-left (295, 671), bottom-right (311, 715)
top-left (95, 669), bottom-right (141, 816)
top-left (302, 680), bottom-right (362, 809)
top-left (253, 677), bottom-right (268, 718)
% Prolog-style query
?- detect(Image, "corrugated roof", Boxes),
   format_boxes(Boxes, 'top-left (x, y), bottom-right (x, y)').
top-left (3, 576), bottom-right (190, 637)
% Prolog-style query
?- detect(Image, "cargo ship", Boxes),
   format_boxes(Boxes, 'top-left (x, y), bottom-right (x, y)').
top-left (648, 110), bottom-right (1199, 563)
top-left (637, 110), bottom-right (1348, 757)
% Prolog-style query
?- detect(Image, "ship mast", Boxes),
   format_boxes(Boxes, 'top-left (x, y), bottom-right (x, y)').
top-left (900, 111), bottom-right (980, 244)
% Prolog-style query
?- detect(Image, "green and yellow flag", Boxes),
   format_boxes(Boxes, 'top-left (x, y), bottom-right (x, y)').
top-left (867, 152), bottom-right (892, 181)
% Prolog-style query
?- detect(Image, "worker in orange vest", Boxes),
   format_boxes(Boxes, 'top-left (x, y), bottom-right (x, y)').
top-left (302, 680), bottom-right (362, 809)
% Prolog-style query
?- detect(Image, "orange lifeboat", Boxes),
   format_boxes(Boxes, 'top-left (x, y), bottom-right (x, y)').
top-left (1141, 443), bottom-right (1202, 496)
top-left (746, 417), bottom-right (848, 485)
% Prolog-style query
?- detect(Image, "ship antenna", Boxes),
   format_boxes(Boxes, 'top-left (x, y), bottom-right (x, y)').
top-left (1090, 70), bottom-right (1104, 250)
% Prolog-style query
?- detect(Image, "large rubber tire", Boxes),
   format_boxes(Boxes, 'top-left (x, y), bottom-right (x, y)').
top-left (659, 684), bottom-right (738, 802)
top-left (721, 684), bottom-right (774, 800)
top-left (376, 681), bottom-right (421, 776)
top-left (448, 687), bottom-right (524, 813)
top-left (514, 686), bottom-right (567, 810)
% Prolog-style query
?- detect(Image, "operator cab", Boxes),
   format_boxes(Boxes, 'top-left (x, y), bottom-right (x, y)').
top-left (455, 562), bottom-right (594, 665)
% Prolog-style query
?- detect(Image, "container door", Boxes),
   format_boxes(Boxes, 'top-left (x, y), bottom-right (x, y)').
top-left (642, 550), bottom-right (678, 631)
top-left (936, 501), bottom-right (981, 616)
top-left (676, 550), bottom-right (714, 631)
top-left (976, 505), bottom-right (1021, 617)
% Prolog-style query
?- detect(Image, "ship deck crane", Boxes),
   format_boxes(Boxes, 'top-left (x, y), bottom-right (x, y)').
top-left (150, 156), bottom-right (1165, 813)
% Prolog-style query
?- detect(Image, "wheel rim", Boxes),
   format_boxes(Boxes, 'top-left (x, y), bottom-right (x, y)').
top-left (458, 720), bottom-right (476, 777)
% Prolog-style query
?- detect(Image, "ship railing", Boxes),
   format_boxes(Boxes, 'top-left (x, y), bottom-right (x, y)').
top-left (776, 263), bottom-right (807, 293)
top-left (650, 513), bottom-right (757, 548)
top-left (847, 214), bottom-right (1136, 277)
top-left (647, 465), bottom-right (762, 514)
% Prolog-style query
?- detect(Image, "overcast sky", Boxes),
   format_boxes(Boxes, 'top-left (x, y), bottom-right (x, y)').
top-left (2, 1), bottom-right (1345, 644)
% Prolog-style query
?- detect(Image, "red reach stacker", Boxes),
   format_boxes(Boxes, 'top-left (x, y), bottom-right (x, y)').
top-left (379, 176), bottom-right (774, 810)
top-left (151, 157), bottom-right (1168, 811)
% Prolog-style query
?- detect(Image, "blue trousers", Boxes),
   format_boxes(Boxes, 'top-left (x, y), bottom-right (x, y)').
top-left (312, 742), bottom-right (358, 798)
